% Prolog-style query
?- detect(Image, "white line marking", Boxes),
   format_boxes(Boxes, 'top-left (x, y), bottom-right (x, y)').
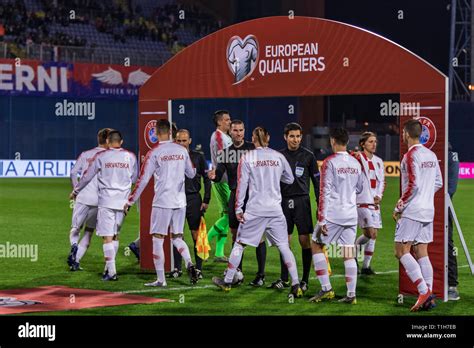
top-left (119, 265), bottom-right (470, 294)
top-left (120, 285), bottom-right (214, 294)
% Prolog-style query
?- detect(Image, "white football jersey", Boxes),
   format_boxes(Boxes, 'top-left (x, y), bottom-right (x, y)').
top-left (396, 144), bottom-right (443, 222)
top-left (74, 148), bottom-right (138, 210)
top-left (128, 140), bottom-right (196, 208)
top-left (235, 147), bottom-right (294, 217)
top-left (318, 151), bottom-right (364, 226)
top-left (210, 129), bottom-right (232, 182)
top-left (70, 146), bottom-right (106, 206)
top-left (356, 153), bottom-right (385, 204)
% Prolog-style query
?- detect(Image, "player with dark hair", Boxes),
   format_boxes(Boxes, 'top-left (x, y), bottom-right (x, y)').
top-left (212, 127), bottom-right (303, 298)
top-left (68, 128), bottom-right (112, 271)
top-left (393, 119), bottom-right (442, 311)
top-left (208, 120), bottom-right (267, 287)
top-left (268, 122), bottom-right (320, 292)
top-left (310, 127), bottom-right (363, 304)
top-left (169, 128), bottom-right (211, 280)
top-left (208, 110), bottom-right (233, 262)
top-left (125, 119), bottom-right (199, 287)
top-left (353, 131), bottom-right (385, 275)
top-left (71, 130), bottom-right (137, 281)
top-left (125, 120), bottom-right (179, 262)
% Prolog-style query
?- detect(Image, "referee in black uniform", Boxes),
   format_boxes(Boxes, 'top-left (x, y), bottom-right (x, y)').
top-left (208, 119), bottom-right (267, 286)
top-left (168, 129), bottom-right (211, 280)
top-left (268, 122), bottom-right (320, 292)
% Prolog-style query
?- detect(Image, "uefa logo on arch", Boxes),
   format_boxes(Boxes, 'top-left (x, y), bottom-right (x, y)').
top-left (144, 120), bottom-right (158, 150)
top-left (417, 116), bottom-right (437, 150)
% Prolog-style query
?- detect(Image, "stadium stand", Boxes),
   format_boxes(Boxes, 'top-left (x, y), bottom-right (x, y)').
top-left (0, 0), bottom-right (222, 66)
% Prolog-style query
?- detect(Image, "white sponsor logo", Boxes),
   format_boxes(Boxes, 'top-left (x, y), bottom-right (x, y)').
top-left (18, 322), bottom-right (56, 342)
top-left (0, 242), bottom-right (38, 262)
top-left (92, 67), bottom-right (151, 86)
top-left (0, 297), bottom-right (42, 307)
top-left (258, 42), bottom-right (326, 77)
top-left (0, 160), bottom-right (76, 178)
top-left (0, 63), bottom-right (68, 92)
top-left (55, 99), bottom-right (96, 120)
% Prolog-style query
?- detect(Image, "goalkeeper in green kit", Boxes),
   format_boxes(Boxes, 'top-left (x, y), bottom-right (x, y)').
top-left (208, 110), bottom-right (233, 262)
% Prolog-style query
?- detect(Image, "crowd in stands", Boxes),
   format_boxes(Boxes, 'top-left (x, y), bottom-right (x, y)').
top-left (0, 0), bottom-right (87, 46)
top-left (0, 0), bottom-right (222, 54)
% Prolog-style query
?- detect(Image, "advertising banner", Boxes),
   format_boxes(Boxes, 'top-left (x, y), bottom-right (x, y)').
top-left (0, 59), bottom-right (156, 99)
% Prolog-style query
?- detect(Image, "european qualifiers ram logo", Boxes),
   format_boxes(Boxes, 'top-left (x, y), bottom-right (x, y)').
top-left (227, 35), bottom-right (259, 84)
top-left (418, 116), bottom-right (437, 150)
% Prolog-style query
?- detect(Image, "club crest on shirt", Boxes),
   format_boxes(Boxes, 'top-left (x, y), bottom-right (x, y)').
top-left (295, 166), bottom-right (304, 177)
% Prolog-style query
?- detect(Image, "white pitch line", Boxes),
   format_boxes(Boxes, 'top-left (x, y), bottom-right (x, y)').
top-left (120, 265), bottom-right (470, 294)
top-left (120, 284), bottom-right (215, 294)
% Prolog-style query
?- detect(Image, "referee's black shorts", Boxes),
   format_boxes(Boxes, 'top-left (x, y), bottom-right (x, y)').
top-left (282, 195), bottom-right (314, 235)
top-left (228, 189), bottom-right (248, 229)
top-left (186, 193), bottom-right (202, 231)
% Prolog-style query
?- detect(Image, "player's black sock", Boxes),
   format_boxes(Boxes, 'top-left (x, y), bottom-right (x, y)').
top-left (256, 242), bottom-right (266, 275)
top-left (173, 246), bottom-right (182, 271)
top-left (280, 253), bottom-right (289, 282)
top-left (192, 239), bottom-right (202, 271)
top-left (302, 247), bottom-right (312, 283)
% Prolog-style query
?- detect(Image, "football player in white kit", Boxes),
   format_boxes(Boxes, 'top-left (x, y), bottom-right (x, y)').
top-left (71, 130), bottom-right (137, 281)
top-left (310, 128), bottom-right (364, 304)
top-left (393, 119), bottom-right (442, 312)
top-left (212, 127), bottom-right (304, 298)
top-left (68, 128), bottom-right (111, 271)
top-left (125, 119), bottom-right (199, 287)
top-left (353, 132), bottom-right (385, 275)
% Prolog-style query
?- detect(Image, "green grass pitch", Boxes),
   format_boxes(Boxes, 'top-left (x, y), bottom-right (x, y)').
top-left (0, 177), bottom-right (473, 315)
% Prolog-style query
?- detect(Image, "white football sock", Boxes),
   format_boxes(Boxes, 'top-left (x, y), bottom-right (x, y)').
top-left (103, 242), bottom-right (116, 276)
top-left (113, 240), bottom-right (119, 257)
top-left (278, 244), bottom-right (300, 286)
top-left (76, 231), bottom-right (93, 262)
top-left (417, 256), bottom-right (433, 291)
top-left (400, 253), bottom-right (428, 295)
top-left (363, 239), bottom-right (376, 269)
top-left (172, 237), bottom-right (192, 267)
top-left (344, 259), bottom-right (358, 297)
top-left (152, 238), bottom-right (165, 282)
top-left (69, 227), bottom-right (80, 246)
top-left (224, 243), bottom-right (244, 283)
top-left (313, 253), bottom-right (332, 291)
